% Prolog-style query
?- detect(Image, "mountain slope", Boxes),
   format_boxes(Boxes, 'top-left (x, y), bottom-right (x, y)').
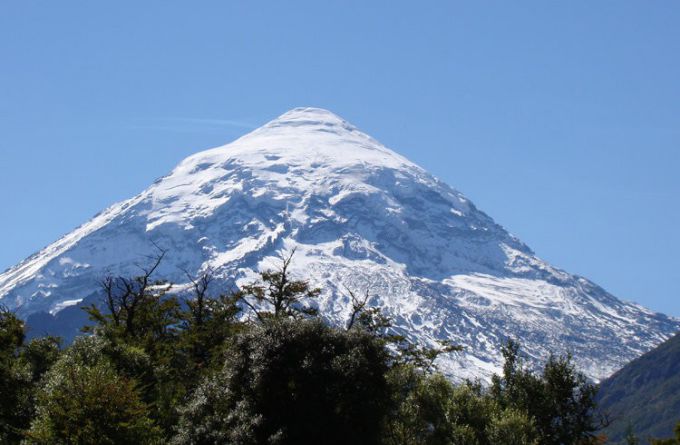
top-left (1, 107), bottom-right (677, 381)
top-left (598, 332), bottom-right (680, 443)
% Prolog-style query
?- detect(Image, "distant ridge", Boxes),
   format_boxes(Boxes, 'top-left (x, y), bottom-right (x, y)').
top-left (598, 332), bottom-right (680, 442)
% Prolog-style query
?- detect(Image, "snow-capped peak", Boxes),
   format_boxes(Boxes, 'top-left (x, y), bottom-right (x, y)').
top-left (176, 107), bottom-right (417, 176)
top-left (265, 107), bottom-right (352, 127)
top-left (0, 107), bottom-right (677, 382)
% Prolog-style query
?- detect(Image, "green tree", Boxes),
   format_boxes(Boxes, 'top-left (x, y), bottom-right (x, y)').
top-left (486, 409), bottom-right (539, 445)
top-left (173, 318), bottom-right (391, 445)
top-left (0, 307), bottom-right (24, 353)
top-left (19, 336), bottom-right (61, 384)
top-left (491, 340), bottom-right (598, 445)
top-left (344, 287), bottom-right (461, 373)
top-left (83, 249), bottom-right (180, 355)
top-left (235, 250), bottom-right (321, 321)
top-left (24, 336), bottom-right (160, 444)
top-left (177, 271), bottom-right (243, 376)
top-left (0, 308), bottom-right (60, 444)
top-left (82, 250), bottom-right (186, 436)
top-left (384, 365), bottom-right (538, 445)
top-left (384, 367), bottom-right (486, 445)
top-left (0, 308), bottom-right (29, 443)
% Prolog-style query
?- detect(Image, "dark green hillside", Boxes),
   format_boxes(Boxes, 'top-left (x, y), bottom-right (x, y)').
top-left (598, 332), bottom-right (680, 443)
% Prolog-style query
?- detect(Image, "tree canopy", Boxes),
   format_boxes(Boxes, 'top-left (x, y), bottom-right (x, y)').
top-left (0, 252), bottom-right (610, 444)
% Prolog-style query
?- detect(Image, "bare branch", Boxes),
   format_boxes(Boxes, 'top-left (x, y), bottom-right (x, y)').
top-left (345, 285), bottom-right (371, 330)
top-left (237, 292), bottom-right (265, 323)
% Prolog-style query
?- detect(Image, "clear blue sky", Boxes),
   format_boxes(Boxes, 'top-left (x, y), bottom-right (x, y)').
top-left (1, 2), bottom-right (679, 314)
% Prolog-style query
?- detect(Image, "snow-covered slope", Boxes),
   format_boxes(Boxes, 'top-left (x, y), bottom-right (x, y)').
top-left (1, 107), bottom-right (677, 381)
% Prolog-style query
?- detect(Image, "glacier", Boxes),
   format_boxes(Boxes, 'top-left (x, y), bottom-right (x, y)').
top-left (1, 107), bottom-right (677, 382)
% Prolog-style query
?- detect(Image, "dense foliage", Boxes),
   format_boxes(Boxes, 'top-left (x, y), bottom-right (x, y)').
top-left (173, 319), bottom-right (390, 445)
top-left (0, 253), bottom-right (609, 444)
top-left (0, 308), bottom-right (60, 443)
top-left (491, 340), bottom-right (598, 444)
top-left (25, 336), bottom-right (161, 444)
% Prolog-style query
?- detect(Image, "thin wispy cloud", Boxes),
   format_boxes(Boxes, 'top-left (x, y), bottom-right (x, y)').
top-left (159, 117), bottom-right (256, 129)
top-left (129, 117), bottom-right (257, 133)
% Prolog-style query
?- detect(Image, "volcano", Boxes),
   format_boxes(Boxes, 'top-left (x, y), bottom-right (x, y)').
top-left (1, 107), bottom-right (676, 381)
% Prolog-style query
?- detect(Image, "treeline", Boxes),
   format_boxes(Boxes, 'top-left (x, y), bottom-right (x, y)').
top-left (0, 251), bottom-right (662, 444)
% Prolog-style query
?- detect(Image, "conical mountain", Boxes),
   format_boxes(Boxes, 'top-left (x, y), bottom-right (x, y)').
top-left (1, 107), bottom-right (676, 381)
